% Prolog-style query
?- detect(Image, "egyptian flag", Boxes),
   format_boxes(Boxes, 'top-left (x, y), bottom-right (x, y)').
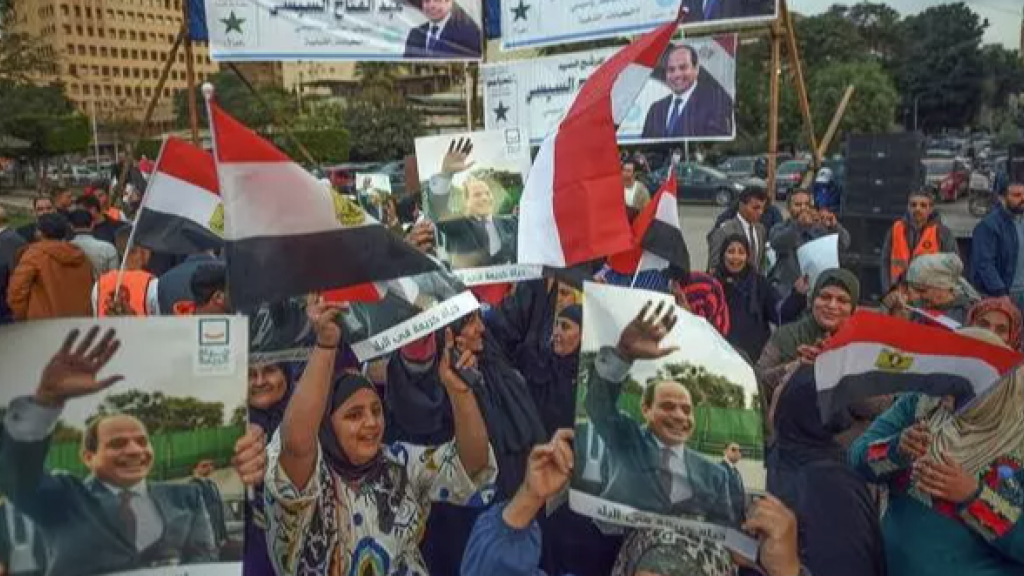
top-left (814, 310), bottom-right (1022, 423)
top-left (133, 136), bottom-right (223, 254)
top-left (518, 10), bottom-right (685, 268)
top-left (607, 168), bottom-right (690, 275)
top-left (207, 100), bottom-right (440, 309)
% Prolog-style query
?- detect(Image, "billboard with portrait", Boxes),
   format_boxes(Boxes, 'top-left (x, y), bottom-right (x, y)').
top-left (500, 0), bottom-right (775, 50)
top-left (204, 0), bottom-right (483, 61)
top-left (483, 35), bottom-right (737, 145)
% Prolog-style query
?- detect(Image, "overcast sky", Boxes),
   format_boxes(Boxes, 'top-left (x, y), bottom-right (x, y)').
top-left (788, 0), bottom-right (1021, 48)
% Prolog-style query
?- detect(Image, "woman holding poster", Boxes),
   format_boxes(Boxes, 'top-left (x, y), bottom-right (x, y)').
top-left (263, 300), bottom-right (497, 575)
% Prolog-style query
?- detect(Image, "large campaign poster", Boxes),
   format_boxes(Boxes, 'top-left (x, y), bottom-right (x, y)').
top-left (483, 35), bottom-right (737, 145)
top-left (572, 283), bottom-right (762, 560)
top-left (204, 0), bottom-right (483, 61)
top-left (501, 0), bottom-right (775, 50)
top-left (415, 128), bottom-right (542, 286)
top-left (0, 317), bottom-right (248, 576)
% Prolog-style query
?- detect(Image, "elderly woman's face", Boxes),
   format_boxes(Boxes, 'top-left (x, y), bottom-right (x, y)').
top-left (331, 388), bottom-right (385, 466)
top-left (248, 364), bottom-right (288, 409)
top-left (812, 285), bottom-right (854, 332)
top-left (973, 310), bottom-right (1013, 348)
top-left (908, 282), bottom-right (955, 307)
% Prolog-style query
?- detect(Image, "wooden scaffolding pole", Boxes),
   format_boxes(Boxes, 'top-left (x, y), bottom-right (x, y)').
top-left (817, 86), bottom-right (856, 160)
top-left (767, 23), bottom-right (782, 202)
top-left (182, 0), bottom-right (200, 145)
top-left (115, 26), bottom-right (186, 197)
top-left (780, 0), bottom-right (819, 165)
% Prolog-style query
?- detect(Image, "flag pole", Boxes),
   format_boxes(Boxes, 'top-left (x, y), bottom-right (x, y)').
top-left (630, 251), bottom-right (647, 289)
top-left (182, 0), bottom-right (201, 146)
top-left (112, 135), bottom-right (171, 307)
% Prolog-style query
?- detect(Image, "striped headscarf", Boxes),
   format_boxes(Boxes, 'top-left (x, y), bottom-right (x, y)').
top-left (967, 297), bottom-right (1023, 351)
top-left (672, 271), bottom-right (730, 336)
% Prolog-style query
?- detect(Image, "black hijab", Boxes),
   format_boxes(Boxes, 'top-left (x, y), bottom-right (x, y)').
top-left (715, 233), bottom-right (763, 324)
top-left (248, 362), bottom-right (296, 435)
top-left (319, 372), bottom-right (409, 534)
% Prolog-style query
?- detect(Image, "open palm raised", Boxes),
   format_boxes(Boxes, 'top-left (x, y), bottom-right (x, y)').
top-left (35, 327), bottom-right (124, 408)
top-left (615, 301), bottom-right (679, 362)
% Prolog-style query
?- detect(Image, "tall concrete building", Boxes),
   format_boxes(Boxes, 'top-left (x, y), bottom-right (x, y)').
top-left (5, 0), bottom-right (220, 132)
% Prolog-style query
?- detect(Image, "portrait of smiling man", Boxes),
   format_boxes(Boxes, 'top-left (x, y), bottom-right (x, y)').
top-left (403, 0), bottom-right (482, 59)
top-left (583, 301), bottom-right (744, 525)
top-left (0, 327), bottom-right (218, 576)
top-left (641, 43), bottom-right (734, 139)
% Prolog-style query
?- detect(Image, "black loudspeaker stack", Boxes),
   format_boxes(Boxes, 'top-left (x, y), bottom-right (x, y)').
top-left (1010, 143), bottom-right (1024, 184)
top-left (839, 132), bottom-right (925, 304)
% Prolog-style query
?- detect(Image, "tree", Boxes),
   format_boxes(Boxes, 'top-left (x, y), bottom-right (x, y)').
top-left (654, 363), bottom-right (747, 409)
top-left (0, 83), bottom-right (90, 183)
top-left (894, 3), bottom-right (986, 130)
top-left (343, 95), bottom-right (424, 161)
top-left (978, 45), bottom-right (1024, 122)
top-left (809, 60), bottom-right (899, 148)
top-left (794, 8), bottom-right (867, 71)
top-left (230, 405), bottom-right (247, 428)
top-left (173, 70), bottom-right (297, 132)
top-left (93, 390), bottom-right (225, 434)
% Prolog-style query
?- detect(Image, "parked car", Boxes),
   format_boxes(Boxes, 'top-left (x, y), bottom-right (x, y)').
top-left (716, 156), bottom-right (758, 180)
top-left (775, 159), bottom-right (810, 200)
top-left (654, 163), bottom-right (747, 206)
top-left (922, 158), bottom-right (969, 202)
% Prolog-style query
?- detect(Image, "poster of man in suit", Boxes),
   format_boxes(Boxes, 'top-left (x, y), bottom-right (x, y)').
top-left (0, 317), bottom-right (248, 576)
top-left (404, 0), bottom-right (483, 59)
top-left (640, 43), bottom-right (734, 140)
top-left (415, 128), bottom-right (538, 286)
top-left (571, 283), bottom-right (763, 555)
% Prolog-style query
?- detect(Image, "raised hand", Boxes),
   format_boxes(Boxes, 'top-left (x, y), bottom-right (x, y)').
top-left (615, 301), bottom-right (679, 362)
top-left (524, 429), bottom-right (575, 503)
top-left (439, 327), bottom-right (474, 394)
top-left (742, 494), bottom-right (801, 576)
top-left (405, 220), bottom-right (436, 254)
top-left (306, 296), bottom-right (346, 348)
top-left (35, 327), bottom-right (124, 408)
top-left (232, 424), bottom-right (267, 487)
top-left (441, 137), bottom-right (475, 176)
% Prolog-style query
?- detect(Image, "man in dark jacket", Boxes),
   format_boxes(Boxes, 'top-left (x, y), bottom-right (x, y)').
top-left (769, 189), bottom-right (850, 298)
top-left (971, 182), bottom-right (1024, 312)
top-left (403, 0), bottom-right (481, 59)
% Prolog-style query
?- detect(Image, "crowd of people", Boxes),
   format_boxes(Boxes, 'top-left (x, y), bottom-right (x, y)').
top-left (0, 163), bottom-right (1023, 576)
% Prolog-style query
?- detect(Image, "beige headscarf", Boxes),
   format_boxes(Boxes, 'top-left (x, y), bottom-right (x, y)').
top-left (906, 253), bottom-right (981, 301)
top-left (924, 328), bottom-right (1024, 475)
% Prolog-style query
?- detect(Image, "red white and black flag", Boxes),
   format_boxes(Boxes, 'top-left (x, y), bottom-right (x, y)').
top-left (606, 167), bottom-right (690, 276)
top-left (132, 136), bottom-right (223, 254)
top-left (518, 11), bottom-right (686, 268)
top-left (814, 310), bottom-right (1022, 423)
top-left (206, 99), bottom-right (439, 309)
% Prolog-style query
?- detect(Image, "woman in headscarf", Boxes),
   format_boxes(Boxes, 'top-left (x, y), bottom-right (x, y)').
top-left (967, 297), bottom-right (1023, 350)
top-left (904, 253), bottom-right (980, 325)
top-left (767, 363), bottom-right (887, 576)
top-left (756, 268), bottom-right (860, 408)
top-left (670, 271), bottom-right (731, 336)
top-left (713, 234), bottom-right (807, 363)
top-left (484, 279), bottom-right (623, 576)
top-left (264, 299), bottom-right (497, 575)
top-left (850, 328), bottom-right (1024, 576)
top-left (385, 309), bottom-right (547, 575)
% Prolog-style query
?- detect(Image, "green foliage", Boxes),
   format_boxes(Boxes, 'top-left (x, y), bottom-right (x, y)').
top-left (174, 70), bottom-right (297, 132)
top-left (94, 390), bottom-right (226, 434)
top-left (809, 60), bottom-right (900, 148)
top-left (0, 83), bottom-right (91, 161)
top-left (135, 139), bottom-right (163, 160)
top-left (276, 128), bottom-right (351, 165)
top-left (230, 405), bottom-right (247, 428)
top-left (343, 96), bottom-right (424, 162)
top-left (894, 3), bottom-right (986, 130)
top-left (655, 362), bottom-right (747, 409)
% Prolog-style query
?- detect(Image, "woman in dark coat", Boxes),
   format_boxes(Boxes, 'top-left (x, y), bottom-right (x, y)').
top-left (713, 234), bottom-right (805, 363)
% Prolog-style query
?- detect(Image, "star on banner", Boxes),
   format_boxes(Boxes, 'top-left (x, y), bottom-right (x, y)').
top-left (494, 101), bottom-right (510, 122)
top-left (512, 0), bottom-right (531, 21)
top-left (221, 11), bottom-right (245, 34)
